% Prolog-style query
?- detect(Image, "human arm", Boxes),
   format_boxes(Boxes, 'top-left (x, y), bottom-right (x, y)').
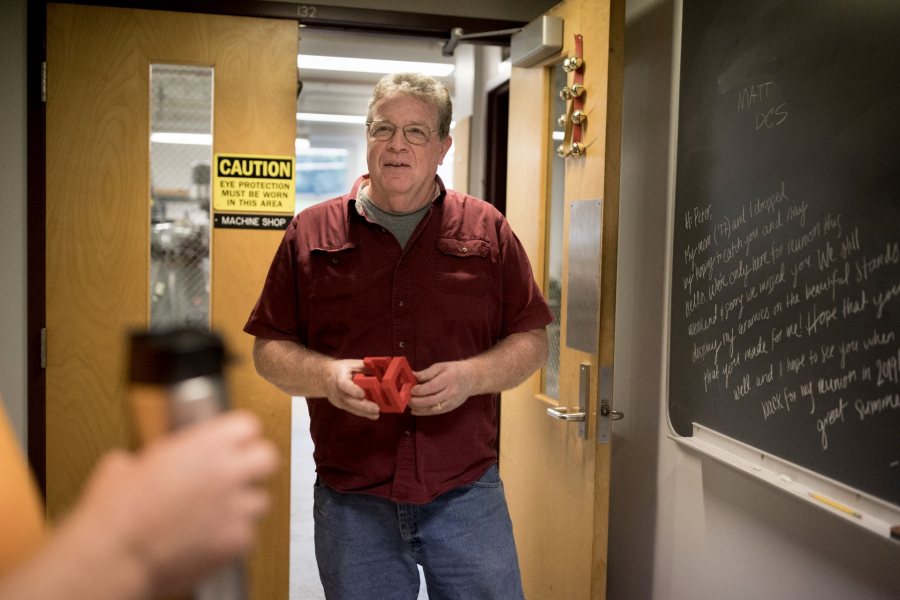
top-left (409, 327), bottom-right (549, 415)
top-left (252, 338), bottom-right (380, 420)
top-left (0, 411), bottom-right (278, 600)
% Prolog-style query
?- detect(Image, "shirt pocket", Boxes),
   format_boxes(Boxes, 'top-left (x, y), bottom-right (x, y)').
top-left (433, 237), bottom-right (492, 296)
top-left (308, 244), bottom-right (362, 301)
top-left (306, 245), bottom-right (390, 356)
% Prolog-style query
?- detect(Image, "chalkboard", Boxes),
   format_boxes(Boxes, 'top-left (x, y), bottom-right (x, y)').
top-left (670, 0), bottom-right (900, 506)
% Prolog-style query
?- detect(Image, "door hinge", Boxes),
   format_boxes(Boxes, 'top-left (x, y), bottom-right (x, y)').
top-left (41, 61), bottom-right (47, 103)
top-left (40, 327), bottom-right (47, 368)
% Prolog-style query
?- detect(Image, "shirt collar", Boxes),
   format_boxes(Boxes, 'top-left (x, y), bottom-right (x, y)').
top-left (346, 175), bottom-right (446, 222)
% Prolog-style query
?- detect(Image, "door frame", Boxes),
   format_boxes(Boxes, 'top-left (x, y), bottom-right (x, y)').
top-left (484, 80), bottom-right (510, 215)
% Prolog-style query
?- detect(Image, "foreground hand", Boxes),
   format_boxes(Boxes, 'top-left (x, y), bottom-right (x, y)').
top-left (409, 360), bottom-right (476, 416)
top-left (66, 411), bottom-right (279, 597)
top-left (323, 359), bottom-right (380, 420)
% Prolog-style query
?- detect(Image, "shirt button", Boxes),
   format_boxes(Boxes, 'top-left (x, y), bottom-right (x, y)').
top-left (398, 300), bottom-right (404, 307)
top-left (331, 257), bottom-right (339, 264)
top-left (403, 430), bottom-right (412, 436)
top-left (398, 341), bottom-right (408, 348)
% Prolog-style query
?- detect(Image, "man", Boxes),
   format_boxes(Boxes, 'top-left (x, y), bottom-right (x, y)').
top-left (245, 72), bottom-right (551, 599)
top-left (0, 396), bottom-right (278, 600)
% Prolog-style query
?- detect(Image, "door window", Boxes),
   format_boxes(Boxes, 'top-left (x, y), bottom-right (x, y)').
top-left (149, 64), bottom-right (213, 328)
top-left (542, 62), bottom-right (568, 399)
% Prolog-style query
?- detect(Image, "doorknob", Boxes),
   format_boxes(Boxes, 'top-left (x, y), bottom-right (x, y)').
top-left (600, 405), bottom-right (624, 420)
top-left (597, 366), bottom-right (623, 444)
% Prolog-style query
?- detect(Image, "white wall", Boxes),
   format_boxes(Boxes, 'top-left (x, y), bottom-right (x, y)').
top-left (609, 1), bottom-right (900, 598)
top-left (0, 0), bottom-right (28, 447)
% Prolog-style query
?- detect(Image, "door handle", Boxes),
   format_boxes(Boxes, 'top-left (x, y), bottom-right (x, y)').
top-left (545, 363), bottom-right (590, 438)
top-left (546, 406), bottom-right (586, 421)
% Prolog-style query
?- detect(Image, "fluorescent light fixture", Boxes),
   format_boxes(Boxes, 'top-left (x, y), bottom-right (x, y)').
top-left (297, 162), bottom-right (347, 171)
top-left (298, 114), bottom-right (456, 131)
top-left (299, 54), bottom-right (454, 77)
top-left (297, 112), bottom-right (367, 125)
top-left (150, 132), bottom-right (212, 145)
top-left (298, 147), bottom-right (350, 157)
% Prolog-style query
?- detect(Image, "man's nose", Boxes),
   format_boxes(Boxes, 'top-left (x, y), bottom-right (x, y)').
top-left (387, 128), bottom-right (410, 149)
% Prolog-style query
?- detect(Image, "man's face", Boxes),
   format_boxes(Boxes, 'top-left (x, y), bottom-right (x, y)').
top-left (366, 93), bottom-right (452, 205)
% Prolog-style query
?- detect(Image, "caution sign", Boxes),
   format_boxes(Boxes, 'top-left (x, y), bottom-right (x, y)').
top-left (213, 153), bottom-right (295, 213)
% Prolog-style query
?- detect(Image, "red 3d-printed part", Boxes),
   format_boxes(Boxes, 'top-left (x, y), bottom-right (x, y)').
top-left (382, 357), bottom-right (415, 413)
top-left (352, 374), bottom-right (388, 408)
top-left (363, 356), bottom-right (392, 379)
top-left (352, 356), bottom-right (414, 413)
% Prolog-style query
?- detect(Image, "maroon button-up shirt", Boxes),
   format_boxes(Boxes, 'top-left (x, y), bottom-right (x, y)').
top-left (245, 176), bottom-right (552, 503)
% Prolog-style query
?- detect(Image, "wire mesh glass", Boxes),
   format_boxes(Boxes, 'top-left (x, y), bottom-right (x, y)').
top-left (542, 63), bottom-right (568, 399)
top-left (149, 64), bottom-right (213, 329)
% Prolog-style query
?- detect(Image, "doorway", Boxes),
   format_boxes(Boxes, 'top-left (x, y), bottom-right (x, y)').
top-left (290, 28), bottom-right (456, 600)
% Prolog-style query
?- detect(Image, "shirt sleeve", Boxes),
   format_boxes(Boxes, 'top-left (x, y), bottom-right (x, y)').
top-left (497, 216), bottom-right (554, 337)
top-left (0, 397), bottom-right (46, 572)
top-left (243, 218), bottom-right (305, 344)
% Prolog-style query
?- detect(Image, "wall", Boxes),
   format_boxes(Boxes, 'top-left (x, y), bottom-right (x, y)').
top-left (608, 0), bottom-right (900, 598)
top-left (0, 0), bottom-right (28, 446)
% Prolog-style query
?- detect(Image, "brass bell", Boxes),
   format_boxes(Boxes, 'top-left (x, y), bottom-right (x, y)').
top-left (571, 110), bottom-right (586, 125)
top-left (571, 142), bottom-right (585, 156)
top-left (562, 56), bottom-right (584, 72)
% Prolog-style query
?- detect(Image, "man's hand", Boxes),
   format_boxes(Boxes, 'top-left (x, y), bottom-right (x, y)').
top-left (323, 359), bottom-right (380, 420)
top-left (409, 360), bottom-right (476, 416)
top-left (407, 329), bottom-right (549, 417)
top-left (251, 340), bottom-right (379, 419)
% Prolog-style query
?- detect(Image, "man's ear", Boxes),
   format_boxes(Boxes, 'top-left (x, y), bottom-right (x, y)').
top-left (438, 135), bottom-right (453, 165)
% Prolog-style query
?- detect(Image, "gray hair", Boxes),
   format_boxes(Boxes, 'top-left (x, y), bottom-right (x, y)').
top-left (366, 72), bottom-right (452, 139)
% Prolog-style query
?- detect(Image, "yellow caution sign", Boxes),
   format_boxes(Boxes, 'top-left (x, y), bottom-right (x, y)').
top-left (213, 153), bottom-right (295, 213)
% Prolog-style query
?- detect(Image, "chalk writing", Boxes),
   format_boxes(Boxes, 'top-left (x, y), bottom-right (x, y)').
top-left (674, 177), bottom-right (899, 455)
top-left (672, 1), bottom-right (900, 505)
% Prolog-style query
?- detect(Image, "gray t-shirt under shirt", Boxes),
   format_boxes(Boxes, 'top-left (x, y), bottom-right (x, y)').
top-left (355, 185), bottom-right (432, 249)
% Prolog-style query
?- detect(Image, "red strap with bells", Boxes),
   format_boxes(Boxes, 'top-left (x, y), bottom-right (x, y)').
top-left (572, 34), bottom-right (585, 146)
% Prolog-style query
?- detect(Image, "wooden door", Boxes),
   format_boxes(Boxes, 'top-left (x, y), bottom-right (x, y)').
top-left (501, 0), bottom-right (624, 598)
top-left (45, 5), bottom-right (296, 598)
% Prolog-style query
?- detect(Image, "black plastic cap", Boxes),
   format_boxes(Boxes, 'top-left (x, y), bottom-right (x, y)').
top-left (128, 327), bottom-right (226, 384)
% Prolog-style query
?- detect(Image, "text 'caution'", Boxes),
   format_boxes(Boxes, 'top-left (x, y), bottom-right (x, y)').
top-left (213, 153), bottom-right (295, 214)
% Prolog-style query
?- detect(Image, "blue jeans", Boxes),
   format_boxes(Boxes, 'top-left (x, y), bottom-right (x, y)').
top-left (313, 464), bottom-right (525, 600)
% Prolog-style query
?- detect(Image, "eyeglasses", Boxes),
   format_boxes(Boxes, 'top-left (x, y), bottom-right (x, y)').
top-left (366, 120), bottom-right (441, 145)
